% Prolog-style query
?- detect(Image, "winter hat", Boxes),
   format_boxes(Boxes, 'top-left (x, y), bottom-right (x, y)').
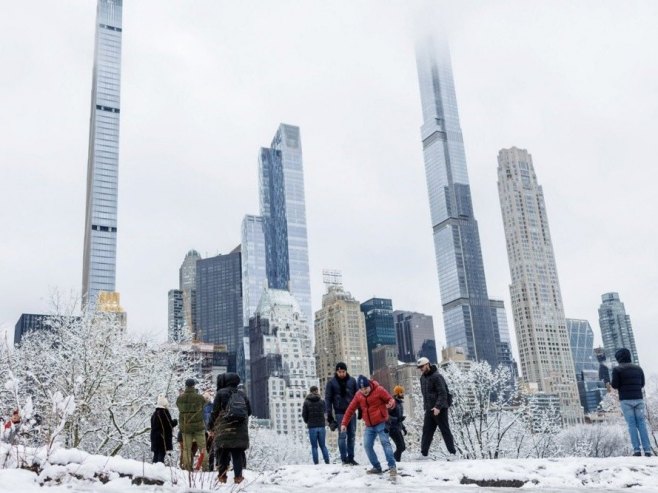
top-left (393, 385), bottom-right (405, 397)
top-left (615, 348), bottom-right (632, 364)
top-left (185, 378), bottom-right (197, 388)
top-left (309, 385), bottom-right (319, 393)
top-left (156, 395), bottom-right (169, 409)
top-left (356, 375), bottom-right (370, 389)
top-left (335, 362), bottom-right (347, 371)
top-left (416, 357), bottom-right (430, 368)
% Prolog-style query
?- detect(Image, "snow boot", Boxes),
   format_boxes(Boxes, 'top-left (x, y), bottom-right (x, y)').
top-left (366, 467), bottom-right (383, 474)
top-left (234, 476), bottom-right (244, 484)
top-left (389, 467), bottom-right (397, 477)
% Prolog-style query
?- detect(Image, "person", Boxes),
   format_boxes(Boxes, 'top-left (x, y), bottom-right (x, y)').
top-left (341, 375), bottom-right (397, 477)
top-left (610, 348), bottom-right (653, 457)
top-left (209, 373), bottom-right (251, 485)
top-left (150, 395), bottom-right (177, 464)
top-left (388, 385), bottom-right (407, 462)
top-left (202, 391), bottom-right (215, 471)
top-left (325, 362), bottom-right (359, 465)
top-left (302, 385), bottom-right (330, 465)
top-left (176, 378), bottom-right (209, 471)
top-left (417, 357), bottom-right (457, 459)
top-left (2, 409), bottom-right (21, 443)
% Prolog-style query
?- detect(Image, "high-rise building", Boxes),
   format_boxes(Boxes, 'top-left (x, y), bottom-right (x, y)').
top-left (249, 289), bottom-right (317, 438)
top-left (490, 299), bottom-right (517, 376)
top-left (314, 274), bottom-right (369, 393)
top-left (180, 249), bottom-right (202, 338)
top-left (195, 247), bottom-right (242, 372)
top-left (167, 289), bottom-right (184, 342)
top-left (82, 0), bottom-right (123, 308)
top-left (393, 311), bottom-right (437, 363)
top-left (415, 38), bottom-right (501, 368)
top-left (360, 298), bottom-right (396, 374)
top-left (497, 147), bottom-right (582, 424)
top-left (258, 124), bottom-right (312, 325)
top-left (14, 314), bottom-right (77, 346)
top-left (598, 292), bottom-right (639, 366)
top-left (567, 319), bottom-right (606, 414)
top-left (241, 215), bottom-right (267, 326)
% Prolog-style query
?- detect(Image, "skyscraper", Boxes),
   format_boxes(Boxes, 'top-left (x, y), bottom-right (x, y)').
top-left (490, 299), bottom-right (517, 376)
top-left (415, 38), bottom-right (500, 368)
top-left (180, 249), bottom-right (202, 337)
top-left (241, 215), bottom-right (267, 326)
top-left (393, 310), bottom-right (437, 363)
top-left (497, 147), bottom-right (582, 424)
top-left (360, 298), bottom-right (396, 373)
top-left (567, 318), bottom-right (605, 414)
top-left (82, 0), bottom-right (123, 308)
top-left (598, 292), bottom-right (639, 366)
top-left (167, 289), bottom-right (183, 342)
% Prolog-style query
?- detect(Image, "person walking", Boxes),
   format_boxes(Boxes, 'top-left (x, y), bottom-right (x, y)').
top-left (417, 357), bottom-right (457, 459)
top-left (325, 362), bottom-right (359, 465)
top-left (209, 373), bottom-right (251, 485)
top-left (341, 375), bottom-right (397, 477)
top-left (176, 378), bottom-right (209, 471)
top-left (610, 348), bottom-right (653, 456)
top-left (302, 385), bottom-right (330, 465)
top-left (150, 395), bottom-right (177, 464)
top-left (388, 385), bottom-right (407, 462)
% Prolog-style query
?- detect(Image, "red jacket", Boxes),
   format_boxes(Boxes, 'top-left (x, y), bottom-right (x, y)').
top-left (341, 380), bottom-right (395, 428)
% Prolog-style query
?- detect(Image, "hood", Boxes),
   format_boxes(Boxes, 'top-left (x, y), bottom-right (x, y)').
top-left (615, 348), bottom-right (632, 364)
top-left (217, 372), bottom-right (241, 390)
top-left (422, 364), bottom-right (438, 376)
top-left (306, 393), bottom-right (321, 402)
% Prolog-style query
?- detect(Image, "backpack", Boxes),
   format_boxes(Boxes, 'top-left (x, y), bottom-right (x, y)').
top-left (224, 390), bottom-right (248, 423)
top-left (439, 374), bottom-right (453, 407)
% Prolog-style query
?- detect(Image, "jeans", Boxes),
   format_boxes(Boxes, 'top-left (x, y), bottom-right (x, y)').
top-left (620, 399), bottom-right (652, 453)
top-left (308, 427), bottom-right (330, 464)
top-left (363, 422), bottom-right (396, 470)
top-left (336, 413), bottom-right (356, 462)
top-left (421, 408), bottom-right (456, 455)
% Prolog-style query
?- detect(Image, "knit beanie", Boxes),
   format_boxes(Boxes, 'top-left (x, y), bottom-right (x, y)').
top-left (335, 362), bottom-right (347, 371)
top-left (357, 375), bottom-right (370, 389)
top-left (156, 395), bottom-right (169, 409)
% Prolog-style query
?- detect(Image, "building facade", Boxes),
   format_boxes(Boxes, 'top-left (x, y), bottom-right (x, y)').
top-left (497, 147), bottom-right (582, 425)
top-left (168, 289), bottom-right (184, 342)
top-left (415, 38), bottom-right (501, 368)
top-left (360, 298), bottom-right (396, 374)
top-left (393, 310), bottom-right (437, 363)
top-left (241, 215), bottom-right (267, 327)
top-left (82, 0), bottom-right (123, 308)
top-left (598, 292), bottom-right (639, 366)
top-left (14, 314), bottom-right (77, 345)
top-left (490, 299), bottom-right (517, 376)
top-left (180, 249), bottom-right (202, 338)
top-left (566, 319), bottom-right (605, 414)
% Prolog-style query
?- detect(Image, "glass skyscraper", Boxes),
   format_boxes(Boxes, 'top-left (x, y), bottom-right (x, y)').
top-left (393, 310), bottom-right (437, 363)
top-left (360, 298), bottom-right (396, 373)
top-left (598, 292), bottom-right (639, 366)
top-left (241, 215), bottom-right (267, 326)
top-left (566, 319), bottom-right (598, 376)
top-left (415, 38), bottom-right (500, 368)
top-left (82, 0), bottom-right (123, 307)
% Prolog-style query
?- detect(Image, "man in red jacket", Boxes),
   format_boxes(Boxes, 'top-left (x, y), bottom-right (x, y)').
top-left (341, 375), bottom-right (397, 477)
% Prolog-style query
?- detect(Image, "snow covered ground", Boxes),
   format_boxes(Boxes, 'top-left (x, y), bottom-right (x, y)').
top-left (1, 444), bottom-right (657, 492)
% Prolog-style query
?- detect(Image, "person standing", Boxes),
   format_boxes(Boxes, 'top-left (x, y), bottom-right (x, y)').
top-left (610, 348), bottom-right (653, 456)
top-left (341, 376), bottom-right (397, 477)
top-left (176, 378), bottom-right (209, 471)
top-left (202, 391), bottom-right (215, 471)
top-left (209, 373), bottom-right (251, 485)
top-left (417, 357), bottom-right (457, 458)
top-left (325, 362), bottom-right (359, 465)
top-left (388, 385), bottom-right (407, 462)
top-left (302, 385), bottom-right (330, 465)
top-left (150, 395), bottom-right (177, 464)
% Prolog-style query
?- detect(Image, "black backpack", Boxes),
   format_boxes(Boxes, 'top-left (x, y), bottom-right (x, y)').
top-left (439, 373), bottom-right (453, 407)
top-left (224, 390), bottom-right (248, 423)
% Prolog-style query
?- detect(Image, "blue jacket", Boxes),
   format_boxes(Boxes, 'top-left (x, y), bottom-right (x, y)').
top-left (325, 373), bottom-right (357, 419)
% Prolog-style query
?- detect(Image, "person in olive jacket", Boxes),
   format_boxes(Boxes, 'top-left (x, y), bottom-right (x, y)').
top-left (610, 348), bottom-right (653, 456)
top-left (208, 373), bottom-right (251, 485)
top-left (302, 385), bottom-right (330, 464)
top-left (150, 395), bottom-right (178, 463)
top-left (176, 378), bottom-right (208, 471)
top-left (417, 357), bottom-right (457, 458)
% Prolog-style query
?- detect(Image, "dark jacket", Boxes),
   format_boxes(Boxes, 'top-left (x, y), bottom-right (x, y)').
top-left (302, 393), bottom-right (326, 428)
top-left (150, 408), bottom-right (177, 452)
top-left (420, 364), bottom-right (449, 411)
top-left (203, 402), bottom-right (213, 430)
top-left (611, 348), bottom-right (645, 401)
top-left (325, 372), bottom-right (358, 419)
top-left (176, 387), bottom-right (206, 433)
top-left (209, 373), bottom-right (251, 450)
top-left (388, 396), bottom-right (405, 432)
top-left (341, 380), bottom-right (395, 428)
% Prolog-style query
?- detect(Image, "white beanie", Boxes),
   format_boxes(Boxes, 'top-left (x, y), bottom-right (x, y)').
top-left (156, 395), bottom-right (169, 409)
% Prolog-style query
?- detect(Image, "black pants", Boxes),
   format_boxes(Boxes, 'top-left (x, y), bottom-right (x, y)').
top-left (389, 428), bottom-right (406, 462)
top-left (420, 409), bottom-right (456, 455)
top-left (152, 449), bottom-right (166, 463)
top-left (217, 447), bottom-right (245, 478)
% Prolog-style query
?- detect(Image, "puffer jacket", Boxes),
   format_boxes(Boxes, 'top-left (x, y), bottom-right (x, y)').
top-left (611, 348), bottom-right (645, 401)
top-left (209, 373), bottom-right (251, 450)
top-left (325, 373), bottom-right (358, 418)
top-left (340, 380), bottom-right (395, 428)
top-left (302, 393), bottom-right (326, 428)
top-left (388, 396), bottom-right (405, 432)
top-left (176, 387), bottom-right (206, 433)
top-left (420, 364), bottom-right (449, 411)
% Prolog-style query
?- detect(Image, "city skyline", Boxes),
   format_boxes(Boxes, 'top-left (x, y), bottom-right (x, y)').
top-left (2, 2), bottom-right (658, 375)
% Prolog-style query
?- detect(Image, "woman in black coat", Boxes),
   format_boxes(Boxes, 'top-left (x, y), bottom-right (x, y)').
top-left (150, 395), bottom-right (178, 463)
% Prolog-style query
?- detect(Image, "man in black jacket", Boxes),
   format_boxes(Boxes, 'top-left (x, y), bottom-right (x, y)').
top-left (417, 357), bottom-right (457, 458)
top-left (610, 348), bottom-right (653, 456)
top-left (325, 362), bottom-right (359, 465)
top-left (302, 386), bottom-right (330, 464)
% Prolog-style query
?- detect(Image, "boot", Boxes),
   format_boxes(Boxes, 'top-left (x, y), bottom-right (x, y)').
top-left (217, 466), bottom-right (228, 483)
top-left (234, 476), bottom-right (244, 484)
top-left (366, 467), bottom-right (383, 474)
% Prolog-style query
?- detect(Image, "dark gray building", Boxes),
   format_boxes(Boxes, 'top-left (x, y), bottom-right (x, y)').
top-left (195, 246), bottom-right (242, 371)
top-left (361, 298), bottom-right (396, 373)
top-left (167, 289), bottom-right (184, 342)
top-left (14, 313), bottom-right (78, 345)
top-left (393, 310), bottom-right (437, 363)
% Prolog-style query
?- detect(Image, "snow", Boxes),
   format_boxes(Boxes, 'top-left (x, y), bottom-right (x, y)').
top-left (1, 442), bottom-right (657, 492)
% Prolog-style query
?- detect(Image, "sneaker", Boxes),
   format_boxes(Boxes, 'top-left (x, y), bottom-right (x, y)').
top-left (446, 453), bottom-right (460, 461)
top-left (633, 452), bottom-right (642, 457)
top-left (389, 468), bottom-right (397, 477)
top-left (234, 476), bottom-right (244, 484)
top-left (366, 467), bottom-right (383, 474)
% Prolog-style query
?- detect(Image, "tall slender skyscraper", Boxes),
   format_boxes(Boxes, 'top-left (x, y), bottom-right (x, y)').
top-left (180, 249), bottom-right (202, 337)
top-left (241, 215), bottom-right (267, 326)
top-left (598, 292), bottom-right (639, 366)
top-left (415, 38), bottom-right (500, 367)
top-left (497, 147), bottom-right (582, 424)
top-left (82, 0), bottom-right (123, 308)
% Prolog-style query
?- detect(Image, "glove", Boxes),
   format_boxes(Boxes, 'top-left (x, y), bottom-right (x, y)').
top-left (329, 421), bottom-right (338, 432)
top-left (327, 414), bottom-right (335, 426)
top-left (357, 409), bottom-right (362, 420)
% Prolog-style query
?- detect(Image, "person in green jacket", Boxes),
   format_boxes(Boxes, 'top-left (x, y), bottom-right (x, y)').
top-left (176, 378), bottom-right (208, 471)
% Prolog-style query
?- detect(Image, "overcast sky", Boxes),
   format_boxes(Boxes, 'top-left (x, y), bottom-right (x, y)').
top-left (2, 1), bottom-right (657, 374)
